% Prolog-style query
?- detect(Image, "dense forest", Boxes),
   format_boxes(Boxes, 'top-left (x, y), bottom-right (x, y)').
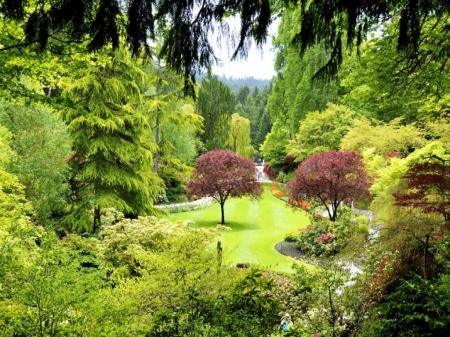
top-left (1, 0), bottom-right (450, 336)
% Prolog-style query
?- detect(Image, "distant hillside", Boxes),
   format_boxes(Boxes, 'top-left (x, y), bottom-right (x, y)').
top-left (216, 76), bottom-right (271, 94)
top-left (196, 73), bottom-right (271, 93)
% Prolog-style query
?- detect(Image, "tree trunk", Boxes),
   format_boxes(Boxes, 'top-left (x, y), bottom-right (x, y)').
top-left (220, 202), bottom-right (225, 224)
top-left (423, 234), bottom-right (429, 280)
top-left (92, 206), bottom-right (101, 233)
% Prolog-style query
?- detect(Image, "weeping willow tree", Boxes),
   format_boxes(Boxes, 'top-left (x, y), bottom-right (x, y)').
top-left (61, 47), bottom-right (164, 233)
top-left (229, 113), bottom-right (254, 158)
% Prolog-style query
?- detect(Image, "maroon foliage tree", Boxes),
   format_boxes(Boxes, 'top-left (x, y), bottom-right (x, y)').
top-left (187, 150), bottom-right (263, 224)
top-left (394, 158), bottom-right (450, 224)
top-left (285, 151), bottom-right (370, 221)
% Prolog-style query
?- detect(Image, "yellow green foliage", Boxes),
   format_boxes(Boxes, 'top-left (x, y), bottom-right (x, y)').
top-left (340, 117), bottom-right (426, 156)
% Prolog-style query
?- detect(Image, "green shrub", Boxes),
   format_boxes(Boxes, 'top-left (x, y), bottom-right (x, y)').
top-left (296, 215), bottom-right (354, 257)
top-left (284, 231), bottom-right (298, 242)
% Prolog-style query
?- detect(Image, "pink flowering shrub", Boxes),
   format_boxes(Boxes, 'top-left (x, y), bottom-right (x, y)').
top-left (318, 232), bottom-right (336, 244)
top-left (296, 215), bottom-right (353, 257)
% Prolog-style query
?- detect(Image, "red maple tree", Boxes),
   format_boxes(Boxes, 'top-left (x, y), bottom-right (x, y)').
top-left (187, 150), bottom-right (263, 224)
top-left (285, 150), bottom-right (370, 221)
top-left (394, 158), bottom-right (450, 224)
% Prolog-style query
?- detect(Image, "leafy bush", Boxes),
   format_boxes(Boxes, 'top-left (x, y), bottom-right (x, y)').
top-left (296, 214), bottom-right (354, 257)
top-left (284, 231), bottom-right (298, 242)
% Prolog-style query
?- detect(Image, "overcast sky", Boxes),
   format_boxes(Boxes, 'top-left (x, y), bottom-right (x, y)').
top-left (212, 19), bottom-right (279, 80)
top-left (213, 41), bottom-right (276, 80)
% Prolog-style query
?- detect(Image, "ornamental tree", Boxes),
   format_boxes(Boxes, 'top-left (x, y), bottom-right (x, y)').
top-left (186, 150), bottom-right (263, 224)
top-left (394, 157), bottom-right (450, 224)
top-left (286, 151), bottom-right (370, 221)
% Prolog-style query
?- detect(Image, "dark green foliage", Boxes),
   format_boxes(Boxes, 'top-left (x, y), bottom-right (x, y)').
top-left (196, 72), bottom-right (236, 151)
top-left (147, 269), bottom-right (280, 337)
top-left (364, 274), bottom-right (450, 337)
top-left (294, 0), bottom-right (450, 81)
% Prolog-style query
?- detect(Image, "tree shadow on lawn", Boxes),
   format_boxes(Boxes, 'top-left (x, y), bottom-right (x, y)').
top-left (190, 219), bottom-right (259, 232)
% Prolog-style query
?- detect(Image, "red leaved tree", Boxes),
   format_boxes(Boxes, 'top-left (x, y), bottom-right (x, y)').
top-left (394, 159), bottom-right (450, 224)
top-left (392, 157), bottom-right (450, 280)
top-left (285, 150), bottom-right (370, 221)
top-left (187, 150), bottom-right (263, 224)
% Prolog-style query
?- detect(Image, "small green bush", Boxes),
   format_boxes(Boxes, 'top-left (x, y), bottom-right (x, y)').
top-left (296, 213), bottom-right (354, 257)
top-left (284, 231), bottom-right (298, 242)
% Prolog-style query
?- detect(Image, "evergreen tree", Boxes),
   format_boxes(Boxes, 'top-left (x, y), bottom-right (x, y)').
top-left (236, 85), bottom-right (251, 105)
top-left (196, 71), bottom-right (236, 151)
top-left (61, 47), bottom-right (163, 233)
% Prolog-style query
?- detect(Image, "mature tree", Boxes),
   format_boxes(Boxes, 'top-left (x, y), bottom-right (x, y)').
top-left (255, 108), bottom-right (272, 149)
top-left (2, 0), bottom-right (449, 95)
top-left (0, 103), bottom-right (71, 224)
top-left (286, 151), bottom-right (370, 221)
top-left (186, 150), bottom-right (263, 224)
top-left (138, 51), bottom-right (202, 175)
top-left (292, 0), bottom-right (450, 81)
top-left (340, 117), bottom-right (426, 157)
top-left (61, 47), bottom-right (163, 233)
top-left (196, 72), bottom-right (236, 151)
top-left (236, 85), bottom-right (251, 105)
top-left (259, 122), bottom-right (289, 166)
top-left (394, 156), bottom-right (450, 224)
top-left (340, 14), bottom-right (450, 122)
top-left (228, 113), bottom-right (254, 158)
top-left (286, 103), bottom-right (357, 162)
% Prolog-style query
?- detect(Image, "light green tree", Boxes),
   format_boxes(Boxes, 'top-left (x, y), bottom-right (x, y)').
top-left (61, 47), bottom-right (163, 233)
top-left (340, 117), bottom-right (426, 157)
top-left (0, 103), bottom-right (71, 224)
top-left (286, 103), bottom-right (357, 162)
top-left (228, 113), bottom-right (254, 158)
top-left (340, 15), bottom-right (450, 122)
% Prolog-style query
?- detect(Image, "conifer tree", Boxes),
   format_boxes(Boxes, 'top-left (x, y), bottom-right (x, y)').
top-left (61, 47), bottom-right (163, 232)
top-left (196, 71), bottom-right (236, 151)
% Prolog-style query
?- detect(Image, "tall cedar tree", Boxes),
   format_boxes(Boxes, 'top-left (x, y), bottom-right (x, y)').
top-left (186, 150), bottom-right (263, 224)
top-left (62, 48), bottom-right (163, 233)
top-left (286, 151), bottom-right (370, 221)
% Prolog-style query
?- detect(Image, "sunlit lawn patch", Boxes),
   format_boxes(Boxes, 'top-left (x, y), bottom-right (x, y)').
top-left (167, 183), bottom-right (310, 273)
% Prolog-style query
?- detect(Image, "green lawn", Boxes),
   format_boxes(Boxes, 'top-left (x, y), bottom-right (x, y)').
top-left (167, 183), bottom-right (310, 273)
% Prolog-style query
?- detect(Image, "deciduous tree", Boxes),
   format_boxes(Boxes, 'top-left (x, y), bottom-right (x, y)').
top-left (228, 113), bottom-right (253, 158)
top-left (286, 151), bottom-right (370, 221)
top-left (287, 103), bottom-right (357, 162)
top-left (186, 150), bottom-right (263, 224)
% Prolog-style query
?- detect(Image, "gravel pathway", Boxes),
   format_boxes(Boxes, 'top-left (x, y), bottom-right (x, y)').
top-left (275, 241), bottom-right (304, 259)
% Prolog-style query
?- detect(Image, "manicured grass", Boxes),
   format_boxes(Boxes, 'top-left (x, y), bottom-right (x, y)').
top-left (167, 183), bottom-right (310, 273)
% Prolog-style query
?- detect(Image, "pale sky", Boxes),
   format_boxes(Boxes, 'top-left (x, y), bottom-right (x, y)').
top-left (212, 19), bottom-right (279, 80)
top-left (213, 40), bottom-right (276, 80)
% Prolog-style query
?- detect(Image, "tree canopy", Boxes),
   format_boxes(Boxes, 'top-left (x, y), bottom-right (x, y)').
top-left (286, 150), bottom-right (370, 221)
top-left (186, 149), bottom-right (262, 224)
top-left (3, 0), bottom-right (449, 93)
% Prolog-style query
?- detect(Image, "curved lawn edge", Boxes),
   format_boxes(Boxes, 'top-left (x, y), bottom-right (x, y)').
top-left (167, 183), bottom-right (310, 273)
top-left (275, 241), bottom-right (304, 260)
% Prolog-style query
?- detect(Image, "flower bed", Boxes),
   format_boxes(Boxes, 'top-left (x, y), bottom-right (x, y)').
top-left (155, 197), bottom-right (216, 213)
